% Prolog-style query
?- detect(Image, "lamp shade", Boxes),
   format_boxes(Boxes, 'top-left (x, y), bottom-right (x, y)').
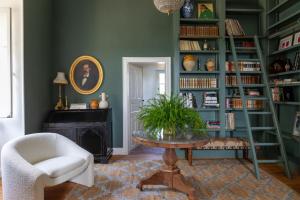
top-left (153, 0), bottom-right (184, 14)
top-left (53, 72), bottom-right (68, 85)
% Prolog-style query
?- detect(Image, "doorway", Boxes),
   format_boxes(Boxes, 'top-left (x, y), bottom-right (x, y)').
top-left (122, 57), bottom-right (171, 155)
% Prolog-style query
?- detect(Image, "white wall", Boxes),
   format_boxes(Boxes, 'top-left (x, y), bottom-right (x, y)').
top-left (0, 0), bottom-right (24, 175)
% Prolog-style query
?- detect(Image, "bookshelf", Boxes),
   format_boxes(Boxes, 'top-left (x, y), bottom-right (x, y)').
top-left (266, 0), bottom-right (300, 169)
top-left (174, 0), bottom-right (265, 137)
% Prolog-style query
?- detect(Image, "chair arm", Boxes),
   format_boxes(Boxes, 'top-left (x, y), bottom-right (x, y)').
top-left (1, 144), bottom-right (48, 200)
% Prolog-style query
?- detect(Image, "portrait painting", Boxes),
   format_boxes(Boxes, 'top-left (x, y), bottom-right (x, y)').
top-left (69, 56), bottom-right (103, 95)
top-left (198, 3), bottom-right (214, 19)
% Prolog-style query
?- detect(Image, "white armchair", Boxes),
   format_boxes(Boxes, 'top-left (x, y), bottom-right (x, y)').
top-left (1, 133), bottom-right (94, 200)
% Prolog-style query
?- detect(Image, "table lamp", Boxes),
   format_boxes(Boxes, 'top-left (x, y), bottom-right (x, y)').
top-left (53, 72), bottom-right (68, 110)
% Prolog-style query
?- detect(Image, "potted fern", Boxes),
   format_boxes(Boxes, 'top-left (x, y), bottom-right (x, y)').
top-left (138, 95), bottom-right (207, 138)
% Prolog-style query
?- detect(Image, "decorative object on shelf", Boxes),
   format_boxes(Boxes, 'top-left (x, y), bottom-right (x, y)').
top-left (90, 99), bottom-right (99, 109)
top-left (69, 55), bottom-right (104, 95)
top-left (271, 87), bottom-right (280, 102)
top-left (293, 112), bottom-right (300, 137)
top-left (99, 92), bottom-right (109, 109)
top-left (70, 103), bottom-right (87, 110)
top-left (179, 92), bottom-right (197, 108)
top-left (181, 0), bottom-right (194, 18)
top-left (278, 35), bottom-right (293, 50)
top-left (293, 32), bottom-right (300, 46)
top-left (225, 113), bottom-right (235, 130)
top-left (183, 55), bottom-right (197, 71)
top-left (284, 58), bottom-right (292, 72)
top-left (294, 51), bottom-right (300, 70)
top-left (203, 40), bottom-right (208, 50)
top-left (206, 58), bottom-right (215, 71)
top-left (153, 0), bottom-right (184, 15)
top-left (270, 59), bottom-right (285, 74)
top-left (198, 3), bottom-right (214, 19)
top-left (53, 72), bottom-right (68, 110)
top-left (138, 95), bottom-right (206, 137)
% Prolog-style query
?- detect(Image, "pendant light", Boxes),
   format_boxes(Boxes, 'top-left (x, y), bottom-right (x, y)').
top-left (153, 0), bottom-right (185, 15)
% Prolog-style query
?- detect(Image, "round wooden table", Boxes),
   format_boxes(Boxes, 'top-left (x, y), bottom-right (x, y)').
top-left (133, 132), bottom-right (209, 200)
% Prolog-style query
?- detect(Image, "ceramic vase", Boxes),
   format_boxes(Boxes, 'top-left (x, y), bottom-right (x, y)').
top-left (90, 99), bottom-right (99, 109)
top-left (99, 92), bottom-right (109, 109)
top-left (183, 55), bottom-right (197, 71)
top-left (181, 0), bottom-right (194, 18)
top-left (206, 59), bottom-right (216, 71)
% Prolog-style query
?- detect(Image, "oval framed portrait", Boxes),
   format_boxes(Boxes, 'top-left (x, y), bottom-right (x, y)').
top-left (69, 55), bottom-right (104, 95)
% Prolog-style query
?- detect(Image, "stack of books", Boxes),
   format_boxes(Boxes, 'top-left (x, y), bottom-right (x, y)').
top-left (180, 77), bottom-right (217, 89)
top-left (226, 75), bottom-right (260, 86)
top-left (180, 40), bottom-right (201, 51)
top-left (226, 61), bottom-right (261, 72)
top-left (180, 25), bottom-right (219, 37)
top-left (206, 121), bottom-right (221, 129)
top-left (203, 92), bottom-right (219, 108)
top-left (225, 19), bottom-right (245, 36)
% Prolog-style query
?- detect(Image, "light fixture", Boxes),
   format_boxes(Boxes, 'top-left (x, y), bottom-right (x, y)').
top-left (153, 0), bottom-right (185, 15)
top-left (53, 72), bottom-right (68, 110)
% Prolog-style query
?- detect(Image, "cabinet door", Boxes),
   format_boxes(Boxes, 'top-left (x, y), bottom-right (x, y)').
top-left (43, 128), bottom-right (76, 142)
top-left (76, 126), bottom-right (106, 155)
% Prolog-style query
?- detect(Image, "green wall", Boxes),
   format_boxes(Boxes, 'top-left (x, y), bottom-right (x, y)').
top-left (52, 0), bottom-right (173, 147)
top-left (24, 0), bottom-right (53, 133)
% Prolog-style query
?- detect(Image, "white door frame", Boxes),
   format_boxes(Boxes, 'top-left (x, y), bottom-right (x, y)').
top-left (122, 57), bottom-right (171, 155)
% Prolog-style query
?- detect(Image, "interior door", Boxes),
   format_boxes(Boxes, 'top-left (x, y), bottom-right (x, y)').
top-left (129, 64), bottom-right (143, 152)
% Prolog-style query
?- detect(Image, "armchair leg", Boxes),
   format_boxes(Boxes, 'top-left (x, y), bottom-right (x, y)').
top-left (70, 160), bottom-right (94, 187)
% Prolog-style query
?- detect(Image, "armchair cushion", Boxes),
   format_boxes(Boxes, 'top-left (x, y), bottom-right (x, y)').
top-left (34, 156), bottom-right (85, 178)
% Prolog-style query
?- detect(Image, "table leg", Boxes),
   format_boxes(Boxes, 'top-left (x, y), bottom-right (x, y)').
top-left (137, 148), bottom-right (197, 200)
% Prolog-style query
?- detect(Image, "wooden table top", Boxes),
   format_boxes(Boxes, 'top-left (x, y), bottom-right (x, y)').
top-left (133, 133), bottom-right (209, 149)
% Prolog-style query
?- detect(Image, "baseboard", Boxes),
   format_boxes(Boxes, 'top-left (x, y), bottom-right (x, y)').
top-left (113, 148), bottom-right (127, 155)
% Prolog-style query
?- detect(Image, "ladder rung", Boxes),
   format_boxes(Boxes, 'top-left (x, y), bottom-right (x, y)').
top-left (237, 58), bottom-right (260, 62)
top-left (252, 127), bottom-right (276, 131)
top-left (257, 160), bottom-right (283, 164)
top-left (246, 96), bottom-right (268, 100)
top-left (254, 143), bottom-right (280, 146)
top-left (236, 47), bottom-right (257, 50)
top-left (248, 111), bottom-right (272, 115)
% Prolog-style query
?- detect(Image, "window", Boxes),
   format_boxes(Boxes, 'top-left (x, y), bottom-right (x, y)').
top-left (0, 8), bottom-right (11, 118)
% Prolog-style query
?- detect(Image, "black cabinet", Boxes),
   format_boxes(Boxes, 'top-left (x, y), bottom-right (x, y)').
top-left (43, 109), bottom-right (113, 163)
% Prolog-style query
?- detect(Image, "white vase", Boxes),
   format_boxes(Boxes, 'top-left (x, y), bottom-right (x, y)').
top-left (99, 92), bottom-right (109, 109)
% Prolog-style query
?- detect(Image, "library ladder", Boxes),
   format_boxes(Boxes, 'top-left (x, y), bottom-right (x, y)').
top-left (229, 35), bottom-right (291, 179)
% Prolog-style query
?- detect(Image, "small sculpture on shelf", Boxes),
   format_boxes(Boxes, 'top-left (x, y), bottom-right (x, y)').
top-left (206, 58), bottom-right (215, 71)
top-left (284, 58), bottom-right (292, 72)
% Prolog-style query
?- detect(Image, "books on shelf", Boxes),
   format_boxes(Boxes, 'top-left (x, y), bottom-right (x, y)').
top-left (179, 92), bottom-right (197, 108)
top-left (226, 61), bottom-right (261, 72)
top-left (180, 40), bottom-right (201, 51)
top-left (206, 121), bottom-right (221, 129)
top-left (225, 113), bottom-right (235, 130)
top-left (226, 98), bottom-right (263, 109)
top-left (180, 25), bottom-right (219, 37)
top-left (203, 92), bottom-right (219, 108)
top-left (226, 75), bottom-right (260, 86)
top-left (225, 19), bottom-right (245, 36)
top-left (180, 77), bottom-right (217, 89)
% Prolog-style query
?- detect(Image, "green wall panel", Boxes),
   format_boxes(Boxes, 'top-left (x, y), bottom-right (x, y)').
top-left (24, 0), bottom-right (53, 133)
top-left (52, 0), bottom-right (173, 147)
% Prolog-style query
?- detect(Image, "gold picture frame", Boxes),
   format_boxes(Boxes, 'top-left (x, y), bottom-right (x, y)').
top-left (69, 55), bottom-right (103, 95)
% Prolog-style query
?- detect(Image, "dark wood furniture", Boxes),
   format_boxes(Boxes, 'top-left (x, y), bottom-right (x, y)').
top-left (43, 109), bottom-right (113, 163)
top-left (133, 133), bottom-right (209, 200)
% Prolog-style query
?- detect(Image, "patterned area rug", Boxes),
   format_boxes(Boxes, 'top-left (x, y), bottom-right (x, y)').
top-left (65, 159), bottom-right (300, 200)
